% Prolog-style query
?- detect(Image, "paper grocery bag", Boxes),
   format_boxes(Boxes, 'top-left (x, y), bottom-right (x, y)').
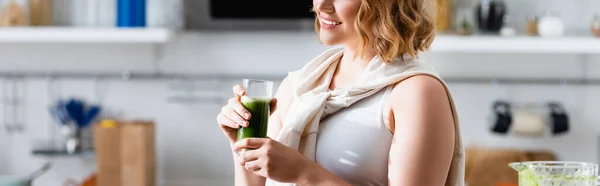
top-left (120, 120), bottom-right (156, 186)
top-left (93, 120), bottom-right (122, 186)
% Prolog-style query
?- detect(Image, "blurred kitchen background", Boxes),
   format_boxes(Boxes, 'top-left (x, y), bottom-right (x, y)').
top-left (0, 0), bottom-right (599, 185)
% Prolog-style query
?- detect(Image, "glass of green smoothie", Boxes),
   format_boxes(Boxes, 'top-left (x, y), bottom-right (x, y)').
top-left (237, 79), bottom-right (273, 141)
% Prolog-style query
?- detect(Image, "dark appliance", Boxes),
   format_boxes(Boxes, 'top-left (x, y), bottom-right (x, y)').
top-left (475, 0), bottom-right (507, 33)
top-left (184, 0), bottom-right (315, 30)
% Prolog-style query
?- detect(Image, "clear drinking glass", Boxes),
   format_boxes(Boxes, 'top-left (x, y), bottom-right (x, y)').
top-left (509, 161), bottom-right (600, 186)
top-left (237, 79), bottom-right (273, 140)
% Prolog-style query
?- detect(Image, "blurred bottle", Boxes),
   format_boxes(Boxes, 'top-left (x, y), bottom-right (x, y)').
top-left (147, 0), bottom-right (183, 29)
top-left (51, 0), bottom-right (97, 27)
top-left (592, 13), bottom-right (600, 37)
top-left (28, 0), bottom-right (52, 26)
top-left (454, 6), bottom-right (474, 35)
top-left (525, 14), bottom-right (538, 36)
top-left (96, 0), bottom-right (115, 27)
top-left (72, 0), bottom-right (98, 26)
top-left (0, 0), bottom-right (29, 26)
top-left (436, 0), bottom-right (452, 32)
top-left (117, 0), bottom-right (146, 27)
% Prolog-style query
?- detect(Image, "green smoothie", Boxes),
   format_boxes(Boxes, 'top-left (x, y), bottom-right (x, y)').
top-left (237, 96), bottom-right (270, 140)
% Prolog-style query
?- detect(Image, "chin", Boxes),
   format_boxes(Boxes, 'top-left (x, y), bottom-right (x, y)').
top-left (318, 32), bottom-right (342, 46)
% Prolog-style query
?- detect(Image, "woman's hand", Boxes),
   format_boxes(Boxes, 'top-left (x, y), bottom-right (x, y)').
top-left (216, 85), bottom-right (278, 145)
top-left (216, 85), bottom-right (251, 144)
top-left (232, 138), bottom-right (311, 183)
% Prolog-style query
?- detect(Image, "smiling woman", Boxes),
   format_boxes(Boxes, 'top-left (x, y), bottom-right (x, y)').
top-left (216, 0), bottom-right (465, 186)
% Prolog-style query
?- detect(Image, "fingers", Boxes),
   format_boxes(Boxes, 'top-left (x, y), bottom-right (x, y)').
top-left (269, 98), bottom-right (278, 113)
top-left (221, 105), bottom-right (248, 127)
top-left (238, 149), bottom-right (260, 166)
top-left (233, 85), bottom-right (246, 99)
top-left (228, 98), bottom-right (251, 121)
top-left (243, 158), bottom-right (263, 172)
top-left (216, 113), bottom-right (239, 129)
top-left (232, 138), bottom-right (268, 152)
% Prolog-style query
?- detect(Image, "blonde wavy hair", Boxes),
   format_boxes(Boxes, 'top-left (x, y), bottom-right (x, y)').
top-left (314, 0), bottom-right (436, 62)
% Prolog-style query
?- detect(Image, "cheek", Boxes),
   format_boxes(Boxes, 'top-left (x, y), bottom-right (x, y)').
top-left (338, 5), bottom-right (360, 31)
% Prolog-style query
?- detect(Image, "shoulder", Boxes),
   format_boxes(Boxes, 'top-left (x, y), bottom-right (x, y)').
top-left (386, 74), bottom-right (456, 139)
top-left (387, 74), bottom-right (454, 130)
top-left (389, 74), bottom-right (450, 106)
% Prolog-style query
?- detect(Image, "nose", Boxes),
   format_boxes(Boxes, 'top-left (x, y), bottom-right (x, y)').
top-left (313, 0), bottom-right (334, 13)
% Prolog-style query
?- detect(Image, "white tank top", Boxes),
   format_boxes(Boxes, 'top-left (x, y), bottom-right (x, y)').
top-left (315, 85), bottom-right (394, 186)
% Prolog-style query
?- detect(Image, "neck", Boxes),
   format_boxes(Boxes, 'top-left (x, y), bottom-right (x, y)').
top-left (341, 46), bottom-right (375, 68)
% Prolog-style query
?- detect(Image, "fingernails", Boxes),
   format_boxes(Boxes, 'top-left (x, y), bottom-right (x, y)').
top-left (244, 113), bottom-right (251, 119)
top-left (242, 121), bottom-right (249, 127)
top-left (238, 90), bottom-right (245, 95)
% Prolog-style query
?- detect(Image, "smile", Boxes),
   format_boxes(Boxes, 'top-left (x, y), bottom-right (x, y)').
top-left (321, 18), bottom-right (342, 25)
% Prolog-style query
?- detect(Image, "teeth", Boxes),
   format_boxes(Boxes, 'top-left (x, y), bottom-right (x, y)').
top-left (322, 19), bottom-right (341, 25)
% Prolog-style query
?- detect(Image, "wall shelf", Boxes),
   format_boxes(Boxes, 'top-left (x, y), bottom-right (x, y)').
top-left (0, 29), bottom-right (597, 53)
top-left (431, 35), bottom-right (600, 54)
top-left (176, 31), bottom-right (600, 54)
top-left (0, 27), bottom-right (174, 43)
top-left (32, 149), bottom-right (95, 158)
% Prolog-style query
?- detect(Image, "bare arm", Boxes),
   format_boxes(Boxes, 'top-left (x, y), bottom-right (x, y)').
top-left (234, 76), bottom-right (295, 186)
top-left (387, 75), bottom-right (456, 186)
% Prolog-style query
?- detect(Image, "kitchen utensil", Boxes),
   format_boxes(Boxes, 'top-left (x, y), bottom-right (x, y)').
top-left (63, 98), bottom-right (84, 154)
top-left (548, 102), bottom-right (569, 135)
top-left (65, 98), bottom-right (84, 126)
top-left (511, 109), bottom-right (545, 137)
top-left (1, 78), bottom-right (25, 133)
top-left (526, 14), bottom-right (539, 36)
top-left (51, 99), bottom-right (76, 151)
top-left (538, 12), bottom-right (564, 37)
top-left (592, 13), bottom-right (600, 37)
top-left (490, 100), bottom-right (512, 134)
top-left (48, 96), bottom-right (102, 154)
top-left (26, 162), bottom-right (51, 181)
top-left (81, 105), bottom-right (101, 128)
top-left (49, 100), bottom-right (70, 125)
top-left (65, 128), bottom-right (79, 153)
top-left (475, 0), bottom-right (506, 33)
top-left (64, 98), bottom-right (101, 128)
top-left (0, 162), bottom-right (51, 186)
top-left (509, 161), bottom-right (599, 186)
top-left (58, 98), bottom-right (102, 153)
top-left (500, 15), bottom-right (516, 37)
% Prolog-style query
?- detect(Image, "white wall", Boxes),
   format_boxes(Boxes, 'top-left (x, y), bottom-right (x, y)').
top-left (0, 32), bottom-right (599, 186)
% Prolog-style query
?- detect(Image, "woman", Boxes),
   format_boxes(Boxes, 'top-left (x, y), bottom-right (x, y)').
top-left (216, 0), bottom-right (465, 185)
